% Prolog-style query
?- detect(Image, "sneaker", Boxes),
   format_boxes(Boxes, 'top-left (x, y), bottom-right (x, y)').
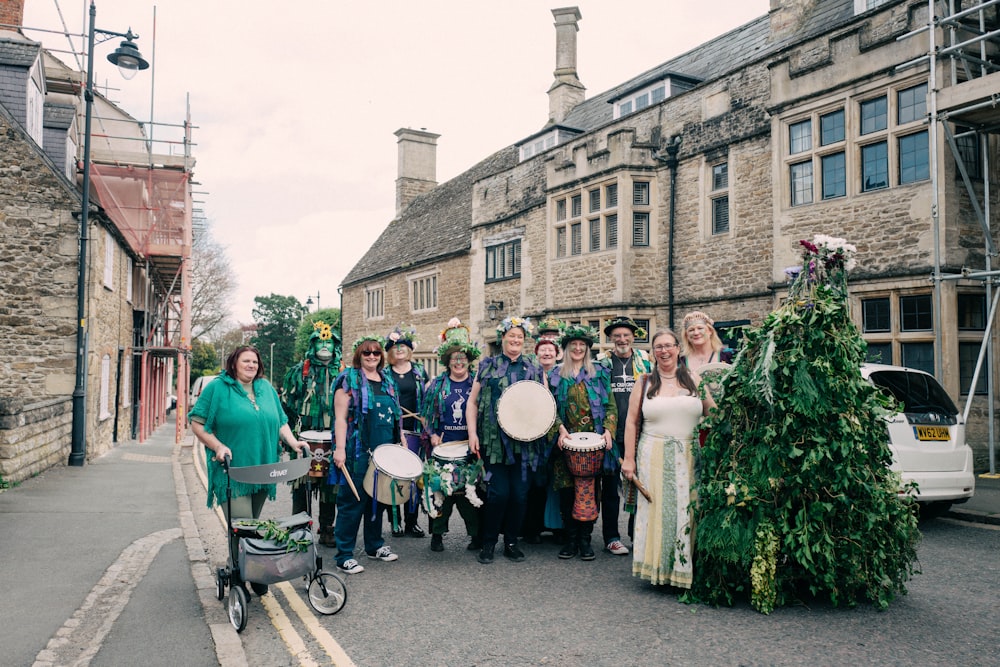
top-left (367, 545), bottom-right (399, 562)
top-left (405, 524), bottom-right (426, 538)
top-left (503, 543), bottom-right (525, 562)
top-left (558, 542), bottom-right (578, 559)
top-left (430, 534), bottom-right (444, 552)
top-left (478, 543), bottom-right (496, 564)
top-left (467, 537), bottom-right (483, 551)
top-left (391, 528), bottom-right (404, 537)
top-left (606, 539), bottom-right (630, 555)
top-left (579, 541), bottom-right (596, 561)
top-left (337, 559), bottom-right (364, 575)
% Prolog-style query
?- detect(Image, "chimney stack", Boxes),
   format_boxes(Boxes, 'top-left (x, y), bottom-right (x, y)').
top-left (548, 6), bottom-right (585, 125)
top-left (394, 128), bottom-right (439, 217)
top-left (0, 0), bottom-right (25, 31)
top-left (769, 0), bottom-right (816, 41)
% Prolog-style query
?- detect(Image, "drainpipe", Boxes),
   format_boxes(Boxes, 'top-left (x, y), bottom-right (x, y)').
top-left (660, 136), bottom-right (682, 330)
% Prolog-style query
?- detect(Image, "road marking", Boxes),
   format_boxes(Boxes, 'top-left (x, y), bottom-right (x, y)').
top-left (940, 517), bottom-right (1000, 531)
top-left (260, 591), bottom-right (320, 666)
top-left (32, 528), bottom-right (182, 667)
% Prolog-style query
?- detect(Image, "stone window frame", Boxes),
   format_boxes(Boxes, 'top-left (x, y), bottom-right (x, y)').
top-left (552, 177), bottom-right (622, 259)
top-left (122, 353), bottom-right (132, 408)
top-left (126, 256), bottom-right (133, 303)
top-left (485, 239), bottom-right (521, 282)
top-left (99, 354), bottom-right (112, 420)
top-left (104, 230), bottom-right (114, 290)
top-left (365, 284), bottom-right (385, 321)
top-left (854, 287), bottom-right (937, 373)
top-left (709, 161), bottom-right (730, 236)
top-left (408, 268), bottom-right (439, 314)
top-left (781, 77), bottom-right (929, 208)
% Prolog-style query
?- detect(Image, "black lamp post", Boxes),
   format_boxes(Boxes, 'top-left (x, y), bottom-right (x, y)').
top-left (305, 291), bottom-right (320, 311)
top-left (69, 1), bottom-right (149, 466)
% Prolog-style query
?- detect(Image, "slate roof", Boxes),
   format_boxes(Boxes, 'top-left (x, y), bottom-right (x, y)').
top-left (342, 0), bottom-right (865, 286)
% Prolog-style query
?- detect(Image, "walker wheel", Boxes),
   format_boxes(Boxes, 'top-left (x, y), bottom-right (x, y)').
top-left (307, 571), bottom-right (347, 615)
top-left (228, 585), bottom-right (249, 633)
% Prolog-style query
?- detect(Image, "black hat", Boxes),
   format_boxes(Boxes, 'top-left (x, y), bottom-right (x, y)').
top-left (603, 316), bottom-right (642, 336)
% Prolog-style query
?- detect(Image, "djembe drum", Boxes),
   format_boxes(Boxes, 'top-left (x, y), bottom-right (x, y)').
top-left (562, 432), bottom-right (606, 521)
top-left (298, 430), bottom-right (332, 478)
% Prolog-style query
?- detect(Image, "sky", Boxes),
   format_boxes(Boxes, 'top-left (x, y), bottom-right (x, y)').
top-left (22, 0), bottom-right (771, 327)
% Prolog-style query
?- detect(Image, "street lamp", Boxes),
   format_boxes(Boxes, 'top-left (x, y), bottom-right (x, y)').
top-left (69, 1), bottom-right (149, 467)
top-left (270, 342), bottom-right (276, 381)
top-left (305, 291), bottom-right (320, 311)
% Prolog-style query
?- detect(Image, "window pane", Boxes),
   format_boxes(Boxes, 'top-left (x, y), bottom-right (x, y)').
top-left (861, 96), bottom-right (887, 135)
top-left (620, 100), bottom-right (632, 115)
top-left (900, 294), bottom-right (932, 331)
top-left (862, 141), bottom-right (889, 191)
top-left (606, 214), bottom-right (618, 248)
top-left (571, 223), bottom-right (582, 255)
top-left (865, 342), bottom-right (892, 364)
top-left (589, 189), bottom-right (601, 213)
top-left (897, 83), bottom-right (927, 124)
top-left (556, 199), bottom-right (566, 221)
top-left (632, 212), bottom-right (649, 246)
top-left (712, 163), bottom-right (728, 190)
top-left (590, 218), bottom-right (600, 251)
top-left (571, 195), bottom-right (582, 217)
top-left (821, 152), bottom-right (846, 199)
top-left (513, 241), bottom-right (521, 275)
top-left (790, 161), bottom-right (814, 206)
top-left (606, 183), bottom-right (618, 208)
top-left (899, 131), bottom-right (929, 184)
top-left (959, 342), bottom-right (988, 394)
top-left (712, 196), bottom-right (729, 234)
top-left (633, 319), bottom-right (650, 343)
top-left (651, 86), bottom-right (666, 103)
top-left (863, 297), bottom-right (891, 332)
top-left (556, 227), bottom-right (566, 257)
top-left (486, 247), bottom-right (496, 280)
top-left (635, 93), bottom-right (649, 110)
top-left (958, 293), bottom-right (986, 330)
top-left (633, 182), bottom-right (649, 206)
top-left (900, 342), bottom-right (934, 374)
top-left (955, 128), bottom-right (981, 179)
top-left (789, 120), bottom-right (812, 154)
top-left (820, 109), bottom-right (845, 145)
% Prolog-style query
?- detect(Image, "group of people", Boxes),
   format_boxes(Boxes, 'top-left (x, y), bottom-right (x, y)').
top-left (189, 309), bottom-right (733, 589)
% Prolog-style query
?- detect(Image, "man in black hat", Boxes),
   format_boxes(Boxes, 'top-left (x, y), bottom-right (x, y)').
top-left (596, 316), bottom-right (651, 552)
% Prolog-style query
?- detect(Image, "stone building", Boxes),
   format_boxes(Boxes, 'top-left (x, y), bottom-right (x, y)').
top-left (341, 0), bottom-right (1000, 468)
top-left (0, 0), bottom-right (193, 482)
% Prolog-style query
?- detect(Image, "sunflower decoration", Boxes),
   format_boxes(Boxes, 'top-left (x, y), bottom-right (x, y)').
top-left (314, 321), bottom-right (334, 341)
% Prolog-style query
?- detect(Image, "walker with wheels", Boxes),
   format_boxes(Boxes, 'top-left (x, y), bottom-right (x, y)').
top-left (216, 447), bottom-right (347, 632)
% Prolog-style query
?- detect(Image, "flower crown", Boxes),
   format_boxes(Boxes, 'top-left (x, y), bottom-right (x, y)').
top-left (496, 316), bottom-right (534, 344)
top-left (352, 334), bottom-right (386, 353)
top-left (681, 311), bottom-right (714, 330)
top-left (311, 320), bottom-right (335, 341)
top-left (386, 324), bottom-right (418, 349)
top-left (537, 316), bottom-right (565, 334)
top-left (559, 324), bottom-right (599, 348)
top-left (439, 317), bottom-right (471, 344)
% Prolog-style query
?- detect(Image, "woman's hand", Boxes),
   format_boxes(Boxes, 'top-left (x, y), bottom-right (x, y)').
top-left (603, 431), bottom-right (614, 451)
top-left (288, 439), bottom-right (308, 455)
top-left (557, 426), bottom-right (569, 450)
top-left (430, 434), bottom-right (442, 448)
top-left (621, 457), bottom-right (636, 481)
top-left (468, 433), bottom-right (480, 458)
top-left (332, 447), bottom-right (346, 469)
top-left (213, 444), bottom-right (232, 463)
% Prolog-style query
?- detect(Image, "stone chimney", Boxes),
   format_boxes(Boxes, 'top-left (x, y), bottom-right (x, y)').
top-left (0, 0), bottom-right (24, 30)
top-left (394, 127), bottom-right (439, 217)
top-left (769, 0), bottom-right (816, 41)
top-left (548, 6), bottom-right (585, 125)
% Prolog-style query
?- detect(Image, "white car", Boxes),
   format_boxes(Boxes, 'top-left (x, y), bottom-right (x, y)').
top-left (189, 374), bottom-right (217, 412)
top-left (861, 363), bottom-right (976, 514)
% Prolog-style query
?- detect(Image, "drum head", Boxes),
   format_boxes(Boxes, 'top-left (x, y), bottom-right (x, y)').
top-left (496, 380), bottom-right (556, 442)
top-left (697, 361), bottom-right (732, 396)
top-left (298, 430), bottom-right (331, 444)
top-left (371, 444), bottom-right (424, 480)
top-left (433, 442), bottom-right (470, 462)
top-left (563, 432), bottom-right (604, 452)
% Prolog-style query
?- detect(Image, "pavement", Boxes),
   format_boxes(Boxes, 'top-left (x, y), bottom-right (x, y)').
top-left (1, 416), bottom-right (999, 667)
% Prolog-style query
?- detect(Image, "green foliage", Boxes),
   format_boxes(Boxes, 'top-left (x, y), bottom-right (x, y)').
top-left (686, 243), bottom-right (920, 613)
top-left (294, 308), bottom-right (342, 361)
top-left (232, 518), bottom-right (311, 552)
top-left (190, 339), bottom-right (220, 379)
top-left (251, 294), bottom-right (307, 382)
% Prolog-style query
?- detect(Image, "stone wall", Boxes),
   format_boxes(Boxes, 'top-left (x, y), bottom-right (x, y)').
top-left (0, 397), bottom-right (71, 484)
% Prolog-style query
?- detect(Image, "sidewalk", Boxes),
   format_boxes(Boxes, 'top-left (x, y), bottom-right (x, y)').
top-left (0, 415), bottom-right (235, 667)
top-left (947, 472), bottom-right (1000, 525)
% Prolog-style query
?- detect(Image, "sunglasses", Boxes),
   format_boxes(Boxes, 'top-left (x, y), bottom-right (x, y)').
top-left (360, 349), bottom-right (382, 357)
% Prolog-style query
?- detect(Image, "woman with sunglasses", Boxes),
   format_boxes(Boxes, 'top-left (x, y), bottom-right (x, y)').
top-left (331, 336), bottom-right (402, 575)
top-left (621, 329), bottom-right (714, 588)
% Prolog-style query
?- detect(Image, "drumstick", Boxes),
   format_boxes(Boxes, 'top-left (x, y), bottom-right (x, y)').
top-left (619, 458), bottom-right (652, 503)
top-left (337, 462), bottom-right (361, 502)
top-left (400, 407), bottom-right (426, 423)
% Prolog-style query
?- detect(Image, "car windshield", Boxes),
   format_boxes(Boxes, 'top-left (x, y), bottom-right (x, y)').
top-left (868, 370), bottom-right (958, 415)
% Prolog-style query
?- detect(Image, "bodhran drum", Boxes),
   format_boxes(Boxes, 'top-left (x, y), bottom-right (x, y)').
top-left (562, 432), bottom-right (606, 522)
top-left (697, 361), bottom-right (733, 397)
top-left (363, 444), bottom-right (424, 505)
top-left (401, 430), bottom-right (423, 457)
top-left (496, 380), bottom-right (557, 442)
top-left (298, 430), bottom-right (332, 478)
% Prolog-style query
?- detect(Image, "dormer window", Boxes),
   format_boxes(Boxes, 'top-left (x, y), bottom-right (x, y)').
top-left (610, 75), bottom-right (698, 120)
top-left (518, 125), bottom-right (584, 162)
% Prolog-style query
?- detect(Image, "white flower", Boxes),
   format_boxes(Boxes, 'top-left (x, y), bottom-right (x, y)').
top-left (465, 484), bottom-right (483, 507)
top-left (448, 317), bottom-right (461, 328)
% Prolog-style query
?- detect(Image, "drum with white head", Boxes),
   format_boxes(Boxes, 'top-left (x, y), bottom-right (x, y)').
top-left (496, 380), bottom-right (556, 442)
top-left (363, 444), bottom-right (423, 505)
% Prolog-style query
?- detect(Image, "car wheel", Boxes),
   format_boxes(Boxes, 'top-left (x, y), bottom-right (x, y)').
top-left (918, 501), bottom-right (952, 520)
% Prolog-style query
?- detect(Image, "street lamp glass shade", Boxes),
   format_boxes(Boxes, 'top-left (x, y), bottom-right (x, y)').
top-left (305, 297), bottom-right (314, 307)
top-left (107, 40), bottom-right (149, 80)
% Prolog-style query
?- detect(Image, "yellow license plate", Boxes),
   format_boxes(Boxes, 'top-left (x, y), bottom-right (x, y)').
top-left (915, 425), bottom-right (949, 441)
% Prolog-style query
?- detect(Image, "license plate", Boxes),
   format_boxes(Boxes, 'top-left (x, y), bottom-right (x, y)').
top-left (914, 425), bottom-right (950, 441)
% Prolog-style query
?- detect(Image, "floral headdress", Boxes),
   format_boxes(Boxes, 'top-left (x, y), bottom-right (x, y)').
top-left (681, 311), bottom-right (714, 330)
top-left (602, 316), bottom-right (647, 340)
top-left (311, 320), bottom-right (335, 341)
top-left (559, 324), bottom-right (599, 349)
top-left (436, 318), bottom-right (481, 366)
top-left (537, 316), bottom-right (565, 336)
top-left (438, 317), bottom-right (471, 344)
top-left (534, 335), bottom-right (560, 354)
top-left (352, 334), bottom-right (386, 353)
top-left (385, 324), bottom-right (418, 351)
top-left (786, 234), bottom-right (858, 300)
top-left (495, 315), bottom-right (534, 344)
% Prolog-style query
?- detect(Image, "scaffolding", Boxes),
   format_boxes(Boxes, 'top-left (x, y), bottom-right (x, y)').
top-left (900, 0), bottom-right (1000, 473)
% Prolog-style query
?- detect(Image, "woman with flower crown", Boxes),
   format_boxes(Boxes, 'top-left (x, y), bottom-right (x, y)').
top-left (467, 315), bottom-right (548, 564)
top-left (330, 336), bottom-right (402, 575)
top-left (679, 311), bottom-right (733, 374)
top-left (549, 325), bottom-right (617, 561)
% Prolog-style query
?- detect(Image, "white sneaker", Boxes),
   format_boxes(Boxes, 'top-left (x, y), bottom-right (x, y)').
top-left (606, 540), bottom-right (630, 555)
top-left (367, 545), bottom-right (398, 562)
top-left (337, 558), bottom-right (364, 574)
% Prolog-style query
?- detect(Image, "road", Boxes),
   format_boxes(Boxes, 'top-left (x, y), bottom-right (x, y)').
top-left (185, 444), bottom-right (1000, 667)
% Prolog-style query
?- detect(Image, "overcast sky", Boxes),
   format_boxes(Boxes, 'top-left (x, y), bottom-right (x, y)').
top-left (23, 0), bottom-right (770, 327)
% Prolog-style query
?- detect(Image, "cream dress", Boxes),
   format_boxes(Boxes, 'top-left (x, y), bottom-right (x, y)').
top-left (632, 393), bottom-right (703, 587)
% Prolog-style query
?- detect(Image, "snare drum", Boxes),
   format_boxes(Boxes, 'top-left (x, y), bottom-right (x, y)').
top-left (363, 444), bottom-right (424, 505)
top-left (562, 432), bottom-right (606, 522)
top-left (298, 430), bottom-right (332, 478)
top-left (496, 380), bottom-right (557, 442)
top-left (431, 441), bottom-right (470, 464)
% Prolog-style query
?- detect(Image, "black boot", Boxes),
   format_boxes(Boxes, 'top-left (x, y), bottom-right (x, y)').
top-left (579, 523), bottom-right (596, 561)
top-left (558, 526), bottom-right (579, 559)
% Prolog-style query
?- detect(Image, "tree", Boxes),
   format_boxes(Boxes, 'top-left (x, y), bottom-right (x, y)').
top-left (294, 307), bottom-right (341, 362)
top-left (250, 294), bottom-right (306, 382)
top-left (190, 339), bottom-right (219, 380)
top-left (687, 235), bottom-right (920, 613)
top-left (190, 224), bottom-right (236, 341)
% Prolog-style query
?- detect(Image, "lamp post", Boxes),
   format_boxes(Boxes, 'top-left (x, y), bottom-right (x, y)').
top-left (69, 1), bottom-right (149, 467)
top-left (305, 291), bottom-right (321, 312)
top-left (270, 342), bottom-right (276, 381)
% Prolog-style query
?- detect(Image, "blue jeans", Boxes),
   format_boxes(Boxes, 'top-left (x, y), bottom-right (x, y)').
top-left (333, 466), bottom-right (388, 565)
top-left (481, 461), bottom-right (530, 547)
